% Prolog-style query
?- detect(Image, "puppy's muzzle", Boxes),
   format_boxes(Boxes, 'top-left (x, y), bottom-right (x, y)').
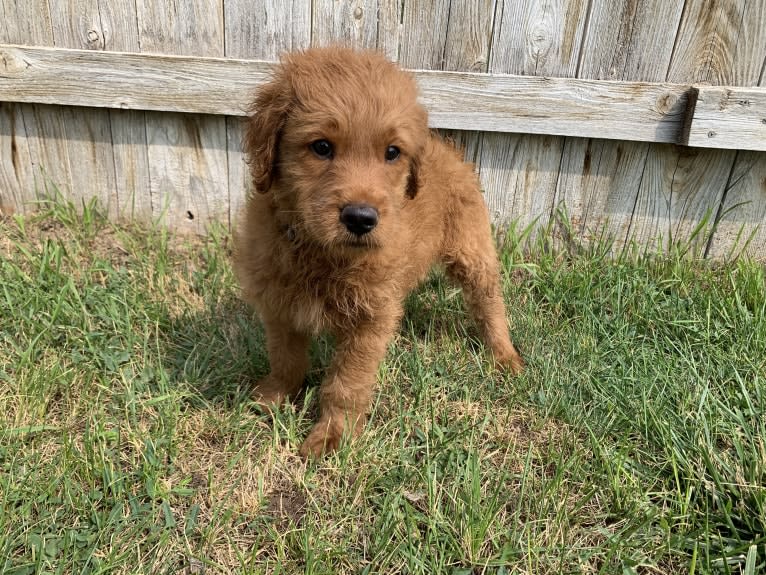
top-left (340, 204), bottom-right (379, 236)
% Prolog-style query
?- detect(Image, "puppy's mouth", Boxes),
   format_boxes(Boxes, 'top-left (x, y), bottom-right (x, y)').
top-left (342, 233), bottom-right (381, 249)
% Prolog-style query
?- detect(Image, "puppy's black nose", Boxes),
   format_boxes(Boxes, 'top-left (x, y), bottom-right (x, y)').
top-left (340, 204), bottom-right (379, 236)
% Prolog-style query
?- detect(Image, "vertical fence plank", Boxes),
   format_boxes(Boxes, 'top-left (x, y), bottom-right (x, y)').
top-left (399, 0), bottom-right (452, 70)
top-left (706, 0), bottom-right (766, 259)
top-left (2, 0), bottom-right (72, 210)
top-left (312, 0), bottom-right (378, 49)
top-left (135, 0), bottom-right (228, 233)
top-left (634, 0), bottom-right (761, 254)
top-left (0, 102), bottom-right (33, 215)
top-left (377, 0), bottom-right (403, 61)
top-left (440, 0), bottom-right (495, 165)
top-left (400, 0), bottom-right (495, 168)
top-left (48, 0), bottom-right (118, 217)
top-left (553, 0), bottom-right (685, 252)
top-left (310, 0), bottom-right (402, 54)
top-left (0, 14), bottom-right (33, 213)
top-left (479, 0), bottom-right (589, 240)
top-left (626, 0), bottom-right (749, 255)
top-left (224, 0), bottom-right (311, 225)
top-left (97, 0), bottom-right (152, 220)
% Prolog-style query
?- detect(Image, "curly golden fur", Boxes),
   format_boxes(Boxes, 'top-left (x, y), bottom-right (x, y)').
top-left (234, 46), bottom-right (523, 457)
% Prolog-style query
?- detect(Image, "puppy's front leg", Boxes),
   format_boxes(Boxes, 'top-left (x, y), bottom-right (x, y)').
top-left (253, 316), bottom-right (310, 410)
top-left (300, 315), bottom-right (398, 457)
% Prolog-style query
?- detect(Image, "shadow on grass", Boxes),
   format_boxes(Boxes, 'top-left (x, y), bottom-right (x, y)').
top-left (158, 267), bottom-right (490, 413)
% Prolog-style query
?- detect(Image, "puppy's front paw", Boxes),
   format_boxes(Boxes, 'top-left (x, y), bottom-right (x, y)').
top-left (496, 347), bottom-right (525, 376)
top-left (299, 413), bottom-right (365, 458)
top-left (251, 375), bottom-right (296, 412)
top-left (300, 419), bottom-right (344, 458)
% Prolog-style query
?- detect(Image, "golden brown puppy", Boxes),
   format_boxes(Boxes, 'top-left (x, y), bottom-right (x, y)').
top-left (234, 46), bottom-right (523, 457)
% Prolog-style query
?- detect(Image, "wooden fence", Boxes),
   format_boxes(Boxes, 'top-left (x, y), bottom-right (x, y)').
top-left (1, 0), bottom-right (765, 259)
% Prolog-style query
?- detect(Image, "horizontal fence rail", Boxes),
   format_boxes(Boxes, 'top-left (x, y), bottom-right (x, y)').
top-left (2, 45), bottom-right (764, 150)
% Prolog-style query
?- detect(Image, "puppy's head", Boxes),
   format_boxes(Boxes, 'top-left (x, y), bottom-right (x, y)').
top-left (244, 46), bottom-right (429, 252)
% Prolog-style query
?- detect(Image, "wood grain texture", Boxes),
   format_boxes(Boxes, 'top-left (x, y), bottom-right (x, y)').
top-left (490, 0), bottom-right (588, 77)
top-left (712, 0), bottom-right (766, 86)
top-left (224, 0), bottom-right (310, 61)
top-left (706, 151), bottom-right (766, 259)
top-left (97, 0), bottom-right (152, 220)
top-left (49, 0), bottom-right (119, 218)
top-left (135, 0), bottom-right (229, 233)
top-left (619, 0), bottom-right (743, 256)
top-left (399, 0), bottom-right (495, 220)
top-left (49, 0), bottom-right (105, 50)
top-left (0, 46), bottom-right (272, 115)
top-left (224, 0), bottom-right (311, 227)
top-left (0, 102), bottom-right (33, 214)
top-left (706, 1), bottom-right (766, 259)
top-left (579, 0), bottom-right (685, 81)
top-left (683, 86), bottom-right (766, 151)
top-left (135, 0), bottom-right (224, 57)
top-left (668, 0), bottom-right (750, 85)
top-left (311, 0), bottom-right (379, 50)
top-left (2, 0), bottom-right (53, 45)
top-left (629, 145), bottom-right (735, 255)
top-left (376, 0), bottom-right (403, 61)
top-left (556, 137), bottom-right (650, 247)
top-left (0, 5), bottom-right (28, 213)
top-left (98, 0), bottom-right (141, 51)
top-left (0, 45), bottom-right (694, 143)
top-left (419, 72), bottom-right (689, 141)
top-left (479, 0), bottom-right (590, 238)
top-left (555, 0), bottom-right (686, 252)
top-left (438, 0), bottom-right (496, 191)
top-left (399, 0), bottom-right (452, 69)
top-left (442, 0), bottom-right (495, 73)
top-left (663, 0), bottom-right (765, 257)
top-left (1, 0), bottom-right (71, 212)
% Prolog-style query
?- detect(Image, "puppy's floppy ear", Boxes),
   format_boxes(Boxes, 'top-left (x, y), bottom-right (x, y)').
top-left (406, 156), bottom-right (420, 199)
top-left (244, 74), bottom-right (292, 193)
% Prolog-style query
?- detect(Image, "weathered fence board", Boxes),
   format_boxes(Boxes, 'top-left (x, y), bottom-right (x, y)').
top-left (0, 0), bottom-right (764, 258)
top-left (135, 0), bottom-right (229, 234)
top-left (1, 0), bottom-right (71, 209)
top-left (223, 0), bottom-right (311, 225)
top-left (312, 0), bottom-right (377, 52)
top-left (49, 0), bottom-right (119, 217)
top-left (0, 45), bottom-right (709, 144)
top-left (684, 87), bottom-right (766, 151)
top-left (0, 103), bottom-right (34, 214)
top-left (622, 0), bottom-right (739, 256)
top-left (479, 0), bottom-right (591, 238)
top-left (707, 0), bottom-right (766, 259)
top-left (554, 0), bottom-right (687, 251)
top-left (667, 0), bottom-right (765, 258)
top-left (706, 151), bottom-right (766, 259)
top-left (399, 0), bottom-right (453, 71)
top-left (97, 0), bottom-right (151, 220)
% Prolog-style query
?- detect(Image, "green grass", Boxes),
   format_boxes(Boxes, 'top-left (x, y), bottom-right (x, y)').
top-left (1, 199), bottom-right (764, 574)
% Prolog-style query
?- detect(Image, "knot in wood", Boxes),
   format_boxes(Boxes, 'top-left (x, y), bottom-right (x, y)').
top-left (0, 48), bottom-right (30, 74)
top-left (86, 29), bottom-right (104, 49)
top-left (655, 93), bottom-right (677, 115)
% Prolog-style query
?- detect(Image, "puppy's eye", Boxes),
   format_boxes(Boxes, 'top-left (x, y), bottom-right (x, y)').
top-left (310, 139), bottom-right (333, 159)
top-left (385, 146), bottom-right (401, 162)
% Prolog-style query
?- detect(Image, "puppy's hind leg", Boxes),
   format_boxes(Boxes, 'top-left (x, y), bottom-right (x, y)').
top-left (444, 212), bottom-right (524, 375)
top-left (253, 316), bottom-right (310, 410)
